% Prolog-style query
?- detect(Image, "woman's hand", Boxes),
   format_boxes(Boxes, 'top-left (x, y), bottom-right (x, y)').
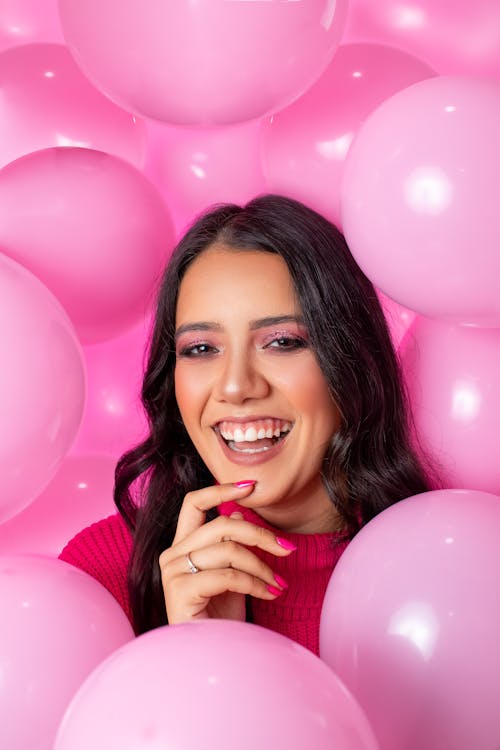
top-left (159, 481), bottom-right (295, 624)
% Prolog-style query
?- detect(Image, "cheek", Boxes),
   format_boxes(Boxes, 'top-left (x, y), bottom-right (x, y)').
top-left (174, 365), bottom-right (204, 426)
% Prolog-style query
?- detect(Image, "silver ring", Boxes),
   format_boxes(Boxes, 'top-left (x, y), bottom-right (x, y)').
top-left (186, 552), bottom-right (200, 574)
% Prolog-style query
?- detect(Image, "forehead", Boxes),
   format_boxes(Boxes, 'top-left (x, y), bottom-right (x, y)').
top-left (176, 244), bottom-right (300, 323)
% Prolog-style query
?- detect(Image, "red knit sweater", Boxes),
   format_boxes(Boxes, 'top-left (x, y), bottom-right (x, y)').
top-left (59, 503), bottom-right (348, 656)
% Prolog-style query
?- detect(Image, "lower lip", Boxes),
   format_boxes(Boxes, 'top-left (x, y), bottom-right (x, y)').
top-left (213, 429), bottom-right (291, 466)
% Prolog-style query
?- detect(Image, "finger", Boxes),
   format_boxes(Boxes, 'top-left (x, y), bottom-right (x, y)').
top-left (165, 516), bottom-right (297, 565)
top-left (173, 480), bottom-right (256, 543)
top-left (166, 568), bottom-right (283, 620)
top-left (162, 541), bottom-right (288, 592)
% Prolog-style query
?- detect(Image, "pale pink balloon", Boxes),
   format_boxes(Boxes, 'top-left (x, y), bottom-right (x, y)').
top-left (400, 317), bottom-right (500, 494)
top-left (0, 454), bottom-right (117, 556)
top-left (261, 43), bottom-right (435, 228)
top-left (321, 488), bottom-right (500, 750)
top-left (59, 0), bottom-right (349, 126)
top-left (0, 555), bottom-right (134, 750)
top-left (344, 0), bottom-right (500, 80)
top-left (72, 318), bottom-right (150, 457)
top-left (145, 120), bottom-right (266, 236)
top-left (341, 76), bottom-right (500, 326)
top-left (0, 253), bottom-right (85, 524)
top-left (0, 147), bottom-right (175, 343)
top-left (0, 43), bottom-right (147, 170)
top-left (0, 0), bottom-right (64, 50)
top-left (56, 620), bottom-right (379, 750)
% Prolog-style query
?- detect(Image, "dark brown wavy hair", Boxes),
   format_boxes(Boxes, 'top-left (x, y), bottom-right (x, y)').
top-left (114, 194), bottom-right (434, 634)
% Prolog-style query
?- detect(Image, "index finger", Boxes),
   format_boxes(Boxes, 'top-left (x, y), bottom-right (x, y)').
top-left (173, 480), bottom-right (256, 543)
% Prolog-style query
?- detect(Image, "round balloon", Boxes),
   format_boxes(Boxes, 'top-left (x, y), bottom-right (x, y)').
top-left (0, 147), bottom-right (175, 343)
top-left (0, 555), bottom-right (134, 750)
top-left (145, 120), bottom-right (266, 235)
top-left (0, 43), bottom-right (147, 170)
top-left (341, 75), bottom-right (500, 326)
top-left (343, 0), bottom-right (500, 80)
top-left (0, 253), bottom-right (85, 524)
top-left (55, 620), bottom-right (379, 750)
top-left (0, 454), bottom-right (117, 556)
top-left (0, 0), bottom-right (65, 51)
top-left (261, 43), bottom-right (435, 228)
top-left (320, 488), bottom-right (500, 750)
top-left (400, 317), bottom-right (500, 495)
top-left (72, 318), bottom-right (150, 457)
top-left (59, 0), bottom-right (349, 125)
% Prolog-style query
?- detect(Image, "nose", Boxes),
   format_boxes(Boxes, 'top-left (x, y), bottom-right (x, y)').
top-left (213, 347), bottom-right (270, 404)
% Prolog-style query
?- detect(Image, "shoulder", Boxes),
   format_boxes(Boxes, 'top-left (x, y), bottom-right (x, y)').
top-left (59, 513), bottom-right (134, 624)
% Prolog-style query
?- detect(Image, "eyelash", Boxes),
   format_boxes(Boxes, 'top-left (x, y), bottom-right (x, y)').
top-left (264, 335), bottom-right (308, 351)
top-left (177, 342), bottom-right (217, 358)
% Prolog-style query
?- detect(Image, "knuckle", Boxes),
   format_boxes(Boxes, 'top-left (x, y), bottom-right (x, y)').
top-left (223, 540), bottom-right (239, 556)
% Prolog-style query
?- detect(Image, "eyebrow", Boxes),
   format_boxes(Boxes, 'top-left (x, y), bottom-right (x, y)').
top-left (174, 315), bottom-right (305, 341)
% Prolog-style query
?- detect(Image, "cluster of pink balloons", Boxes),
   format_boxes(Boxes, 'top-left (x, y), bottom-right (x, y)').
top-left (1, 1), bottom-right (500, 748)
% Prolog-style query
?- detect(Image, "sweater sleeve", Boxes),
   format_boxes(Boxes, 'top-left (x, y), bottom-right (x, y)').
top-left (59, 513), bottom-right (134, 626)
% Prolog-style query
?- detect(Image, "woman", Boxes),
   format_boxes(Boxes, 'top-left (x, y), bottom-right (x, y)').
top-left (60, 194), bottom-right (432, 655)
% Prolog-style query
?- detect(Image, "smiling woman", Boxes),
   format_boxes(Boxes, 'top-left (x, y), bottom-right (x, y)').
top-left (60, 194), bottom-right (433, 654)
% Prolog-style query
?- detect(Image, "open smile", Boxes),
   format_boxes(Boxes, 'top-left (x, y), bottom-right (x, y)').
top-left (212, 418), bottom-right (294, 465)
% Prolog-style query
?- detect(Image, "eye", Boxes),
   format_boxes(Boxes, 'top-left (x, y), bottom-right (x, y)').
top-left (264, 335), bottom-right (308, 351)
top-left (177, 342), bottom-right (218, 358)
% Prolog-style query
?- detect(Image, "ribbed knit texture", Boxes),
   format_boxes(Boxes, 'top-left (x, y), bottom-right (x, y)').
top-left (59, 506), bottom-right (348, 655)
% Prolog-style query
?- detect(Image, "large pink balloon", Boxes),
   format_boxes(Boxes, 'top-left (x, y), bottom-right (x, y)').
top-left (0, 454), bottom-right (116, 556)
top-left (400, 317), bottom-right (500, 494)
top-left (72, 319), bottom-right (150, 457)
top-left (58, 0), bottom-right (349, 126)
top-left (320, 488), bottom-right (500, 750)
top-left (341, 76), bottom-right (500, 326)
top-left (0, 0), bottom-right (64, 50)
top-left (146, 120), bottom-right (266, 237)
top-left (0, 147), bottom-right (175, 343)
top-left (0, 555), bottom-right (134, 750)
top-left (344, 0), bottom-right (500, 80)
top-left (0, 253), bottom-right (85, 524)
top-left (261, 43), bottom-right (435, 228)
top-left (55, 620), bottom-right (378, 750)
top-left (0, 43), bottom-right (147, 170)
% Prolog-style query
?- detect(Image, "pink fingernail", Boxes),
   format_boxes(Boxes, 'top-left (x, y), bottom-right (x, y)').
top-left (276, 536), bottom-right (297, 551)
top-left (233, 480), bottom-right (256, 488)
top-left (274, 574), bottom-right (288, 589)
top-left (266, 585), bottom-right (283, 597)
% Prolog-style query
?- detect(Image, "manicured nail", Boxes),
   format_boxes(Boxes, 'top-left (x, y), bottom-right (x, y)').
top-left (276, 536), bottom-right (297, 551)
top-left (266, 585), bottom-right (283, 597)
top-left (233, 480), bottom-right (256, 488)
top-left (230, 511), bottom-right (244, 520)
top-left (274, 574), bottom-right (288, 589)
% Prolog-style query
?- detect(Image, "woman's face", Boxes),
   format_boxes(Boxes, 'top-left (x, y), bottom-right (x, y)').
top-left (174, 244), bottom-right (341, 532)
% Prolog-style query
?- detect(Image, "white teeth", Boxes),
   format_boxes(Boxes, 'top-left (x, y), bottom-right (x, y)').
top-left (218, 420), bottom-right (293, 443)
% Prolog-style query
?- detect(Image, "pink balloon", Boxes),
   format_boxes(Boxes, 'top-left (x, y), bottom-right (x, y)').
top-left (72, 319), bottom-right (150, 457)
top-left (344, 0), bottom-right (500, 80)
top-left (55, 620), bottom-right (379, 750)
top-left (0, 0), bottom-right (64, 50)
top-left (341, 76), bottom-right (500, 326)
top-left (145, 120), bottom-right (266, 236)
top-left (400, 317), bottom-right (500, 494)
top-left (261, 43), bottom-right (435, 228)
top-left (0, 43), bottom-right (147, 170)
top-left (0, 454), bottom-right (117, 556)
top-left (377, 290), bottom-right (416, 350)
top-left (0, 147), bottom-right (175, 343)
top-left (58, 0), bottom-right (349, 126)
top-left (320, 488), bottom-right (500, 750)
top-left (0, 555), bottom-right (134, 750)
top-left (0, 253), bottom-right (85, 524)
